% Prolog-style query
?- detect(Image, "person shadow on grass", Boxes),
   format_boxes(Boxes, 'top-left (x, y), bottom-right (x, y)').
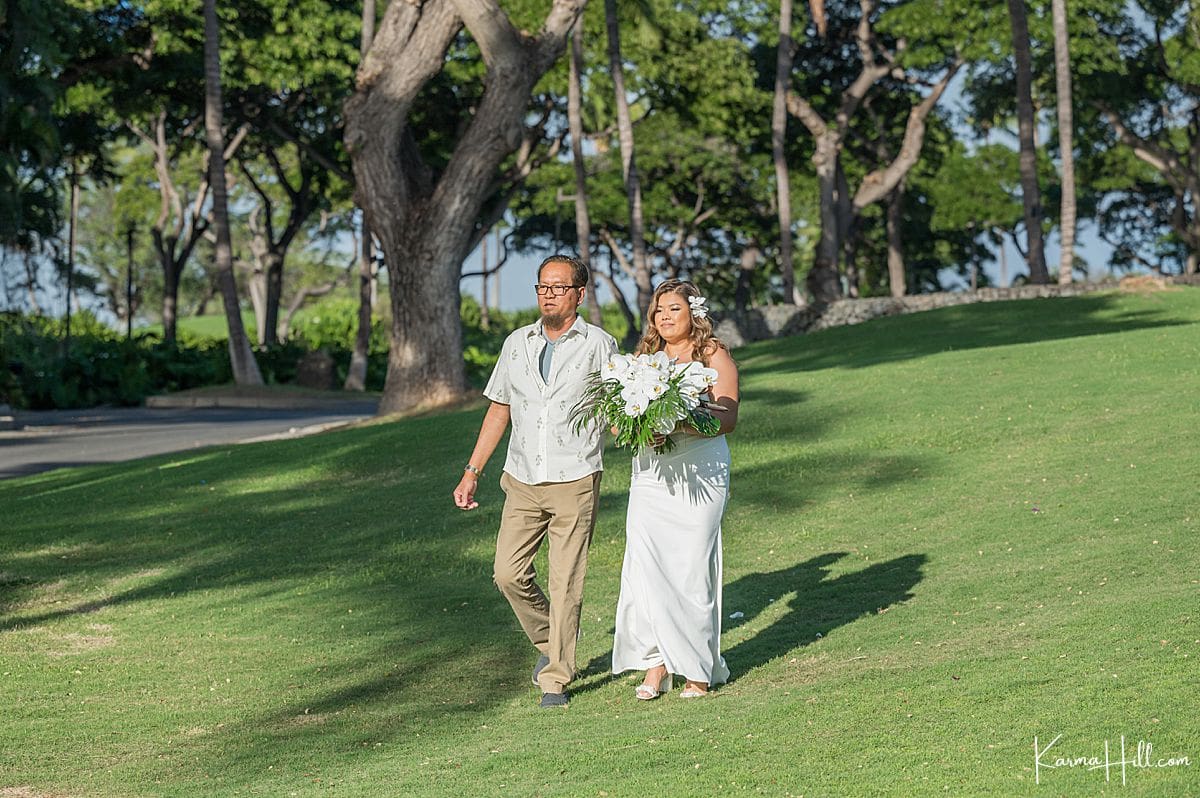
top-left (572, 551), bottom-right (927, 693)
top-left (719, 551), bottom-right (927, 683)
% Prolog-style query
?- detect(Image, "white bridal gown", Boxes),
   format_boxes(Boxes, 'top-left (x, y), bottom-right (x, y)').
top-left (611, 431), bottom-right (730, 686)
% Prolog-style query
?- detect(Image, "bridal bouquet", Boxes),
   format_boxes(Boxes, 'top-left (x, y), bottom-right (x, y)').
top-left (570, 351), bottom-right (722, 455)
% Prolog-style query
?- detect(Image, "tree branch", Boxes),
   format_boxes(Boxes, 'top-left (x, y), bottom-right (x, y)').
top-left (600, 227), bottom-right (638, 281)
top-left (453, 0), bottom-right (524, 69)
top-left (853, 57), bottom-right (962, 209)
top-left (239, 158), bottom-right (276, 245)
top-left (263, 145), bottom-right (300, 205)
top-left (1098, 103), bottom-right (1189, 193)
top-left (269, 120), bottom-right (353, 183)
top-left (785, 91), bottom-right (829, 138)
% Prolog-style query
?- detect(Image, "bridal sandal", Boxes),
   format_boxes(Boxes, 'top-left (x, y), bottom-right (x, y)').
top-left (635, 669), bottom-right (673, 700)
top-left (679, 681), bottom-right (709, 698)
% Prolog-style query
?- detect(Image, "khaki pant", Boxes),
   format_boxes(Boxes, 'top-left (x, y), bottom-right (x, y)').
top-left (493, 471), bottom-right (601, 694)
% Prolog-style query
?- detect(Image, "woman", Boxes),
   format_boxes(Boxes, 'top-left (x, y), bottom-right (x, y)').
top-left (611, 279), bottom-right (739, 699)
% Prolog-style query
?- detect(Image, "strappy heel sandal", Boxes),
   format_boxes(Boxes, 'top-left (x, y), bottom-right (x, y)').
top-left (635, 669), bottom-right (673, 700)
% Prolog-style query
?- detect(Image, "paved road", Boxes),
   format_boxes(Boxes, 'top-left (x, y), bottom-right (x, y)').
top-left (0, 404), bottom-right (378, 480)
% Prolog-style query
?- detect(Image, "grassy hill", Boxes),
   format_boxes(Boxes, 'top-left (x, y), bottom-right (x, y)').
top-left (139, 312), bottom-right (258, 342)
top-left (2, 288), bottom-right (1198, 797)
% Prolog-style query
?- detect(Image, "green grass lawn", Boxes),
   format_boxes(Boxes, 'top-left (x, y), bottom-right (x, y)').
top-left (139, 312), bottom-right (258, 341)
top-left (3, 288), bottom-right (1198, 797)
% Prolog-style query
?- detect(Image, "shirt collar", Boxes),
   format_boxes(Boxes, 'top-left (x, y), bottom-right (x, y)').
top-left (529, 314), bottom-right (588, 340)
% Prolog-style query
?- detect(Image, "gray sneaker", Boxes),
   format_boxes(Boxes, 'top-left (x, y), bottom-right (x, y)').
top-left (539, 691), bottom-right (569, 709)
top-left (531, 654), bottom-right (550, 686)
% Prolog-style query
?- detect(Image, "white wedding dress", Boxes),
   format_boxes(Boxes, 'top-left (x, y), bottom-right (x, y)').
top-left (611, 431), bottom-right (730, 686)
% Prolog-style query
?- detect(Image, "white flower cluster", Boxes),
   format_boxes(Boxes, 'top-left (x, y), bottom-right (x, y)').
top-left (601, 352), bottom-right (718, 419)
top-left (688, 295), bottom-right (708, 319)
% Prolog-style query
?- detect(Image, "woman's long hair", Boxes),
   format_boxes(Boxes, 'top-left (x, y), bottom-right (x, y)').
top-left (634, 279), bottom-right (728, 365)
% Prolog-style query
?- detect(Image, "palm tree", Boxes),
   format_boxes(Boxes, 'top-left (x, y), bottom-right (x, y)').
top-left (204, 0), bottom-right (262, 384)
top-left (345, 0), bottom-right (376, 391)
top-left (1052, 0), bottom-right (1076, 285)
top-left (1006, 0), bottom-right (1049, 283)
top-left (568, 21), bottom-right (603, 326)
top-left (604, 0), bottom-right (652, 325)
top-left (773, 0), bottom-right (800, 304)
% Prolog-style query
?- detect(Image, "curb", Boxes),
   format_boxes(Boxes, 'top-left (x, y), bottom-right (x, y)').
top-left (145, 395), bottom-right (379, 412)
top-left (237, 419), bottom-right (363, 444)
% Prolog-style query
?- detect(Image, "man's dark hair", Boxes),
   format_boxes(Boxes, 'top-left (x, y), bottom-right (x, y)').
top-left (537, 254), bottom-right (590, 287)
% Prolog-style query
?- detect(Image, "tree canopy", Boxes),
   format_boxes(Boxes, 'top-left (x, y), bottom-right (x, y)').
top-left (2, 0), bottom-right (1195, 408)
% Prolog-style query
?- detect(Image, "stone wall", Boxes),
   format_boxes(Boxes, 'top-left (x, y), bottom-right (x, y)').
top-left (711, 276), bottom-right (1200, 348)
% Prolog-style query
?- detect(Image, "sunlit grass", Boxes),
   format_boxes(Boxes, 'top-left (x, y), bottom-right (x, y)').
top-left (2, 288), bottom-right (1199, 796)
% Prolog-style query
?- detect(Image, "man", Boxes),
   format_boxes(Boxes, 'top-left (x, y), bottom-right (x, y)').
top-left (453, 254), bottom-right (618, 708)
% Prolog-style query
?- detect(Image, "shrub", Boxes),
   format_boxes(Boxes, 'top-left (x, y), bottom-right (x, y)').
top-left (1, 312), bottom-right (231, 409)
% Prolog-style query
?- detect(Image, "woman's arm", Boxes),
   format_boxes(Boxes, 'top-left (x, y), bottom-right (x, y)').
top-left (703, 347), bottom-right (739, 435)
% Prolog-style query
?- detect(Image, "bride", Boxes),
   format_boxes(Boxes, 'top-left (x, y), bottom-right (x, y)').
top-left (611, 279), bottom-right (739, 699)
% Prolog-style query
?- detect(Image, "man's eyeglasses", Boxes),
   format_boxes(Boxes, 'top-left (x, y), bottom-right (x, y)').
top-left (534, 284), bottom-right (581, 296)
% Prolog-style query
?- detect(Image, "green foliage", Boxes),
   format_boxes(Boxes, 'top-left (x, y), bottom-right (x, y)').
top-left (1, 0), bottom-right (69, 247)
top-left (290, 298), bottom-right (386, 354)
top-left (1070, 1), bottom-right (1200, 272)
top-left (459, 295), bottom-right (539, 387)
top-left (0, 310), bottom-right (230, 409)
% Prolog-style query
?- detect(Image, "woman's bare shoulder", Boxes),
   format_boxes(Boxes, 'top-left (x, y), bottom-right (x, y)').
top-left (706, 344), bottom-right (737, 371)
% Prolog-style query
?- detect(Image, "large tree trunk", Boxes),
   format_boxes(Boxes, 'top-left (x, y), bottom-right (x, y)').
top-left (996, 229), bottom-right (1009, 287)
top-left (204, 0), bottom-right (262, 385)
top-left (773, 0), bottom-right (799, 305)
top-left (1007, 0), bottom-right (1049, 283)
top-left (569, 21), bottom-right (603, 327)
top-left (807, 134), bottom-right (842, 303)
top-left (1052, 0), bottom-right (1075, 285)
top-left (65, 162), bottom-right (79, 345)
top-left (160, 257), bottom-right (181, 346)
top-left (247, 265), bottom-right (267, 342)
top-left (345, 0), bottom-right (377, 392)
top-left (345, 0), bottom-right (584, 414)
top-left (605, 0), bottom-right (652, 322)
top-left (886, 186), bottom-right (905, 297)
top-left (261, 251), bottom-right (284, 344)
top-left (734, 244), bottom-right (761, 311)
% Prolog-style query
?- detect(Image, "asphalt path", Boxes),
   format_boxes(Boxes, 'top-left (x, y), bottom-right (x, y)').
top-left (0, 404), bottom-right (378, 480)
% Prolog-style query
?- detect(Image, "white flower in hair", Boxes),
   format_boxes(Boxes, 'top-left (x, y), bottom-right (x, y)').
top-left (688, 295), bottom-right (709, 319)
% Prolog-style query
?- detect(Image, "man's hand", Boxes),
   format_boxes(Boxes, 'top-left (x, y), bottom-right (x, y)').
top-left (453, 472), bottom-right (480, 510)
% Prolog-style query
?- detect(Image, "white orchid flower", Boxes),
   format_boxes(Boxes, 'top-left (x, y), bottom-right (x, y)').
top-left (688, 295), bottom-right (709, 319)
top-left (602, 353), bottom-right (633, 380)
top-left (620, 385), bottom-right (651, 416)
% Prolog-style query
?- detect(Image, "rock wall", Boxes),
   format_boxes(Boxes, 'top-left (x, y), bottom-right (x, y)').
top-left (711, 276), bottom-right (1200, 348)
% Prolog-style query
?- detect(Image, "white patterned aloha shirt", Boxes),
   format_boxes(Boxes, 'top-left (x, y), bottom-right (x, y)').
top-left (483, 315), bottom-right (618, 485)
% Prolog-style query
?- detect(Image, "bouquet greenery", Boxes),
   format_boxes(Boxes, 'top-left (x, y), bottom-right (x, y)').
top-left (570, 351), bottom-right (722, 455)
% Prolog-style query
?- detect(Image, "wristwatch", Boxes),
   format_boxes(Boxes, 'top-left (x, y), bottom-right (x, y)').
top-left (464, 464), bottom-right (482, 477)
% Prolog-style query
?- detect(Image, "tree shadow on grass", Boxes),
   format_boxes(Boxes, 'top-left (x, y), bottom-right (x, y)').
top-left (736, 293), bottom-right (1193, 377)
top-left (721, 551), bottom-right (927, 683)
top-left (0, 411), bottom-right (542, 723)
